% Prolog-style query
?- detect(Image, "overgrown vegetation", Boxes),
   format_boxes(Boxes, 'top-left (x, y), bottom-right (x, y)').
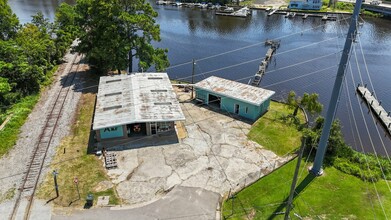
top-left (37, 89), bottom-right (120, 207)
top-left (0, 95), bottom-right (39, 156)
top-left (304, 117), bottom-right (391, 182)
top-left (0, 0), bottom-right (78, 156)
top-left (222, 158), bottom-right (391, 219)
top-left (0, 0), bottom-right (78, 110)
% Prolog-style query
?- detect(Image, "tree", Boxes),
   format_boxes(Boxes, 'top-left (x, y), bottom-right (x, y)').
top-left (0, 0), bottom-right (20, 40)
top-left (54, 3), bottom-right (80, 60)
top-left (287, 91), bottom-right (323, 117)
top-left (71, 0), bottom-right (169, 73)
top-left (16, 23), bottom-right (56, 69)
top-left (0, 39), bottom-right (44, 95)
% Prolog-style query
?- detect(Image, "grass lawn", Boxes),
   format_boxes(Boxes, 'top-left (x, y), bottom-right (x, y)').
top-left (222, 158), bottom-right (391, 219)
top-left (248, 101), bottom-right (305, 156)
top-left (37, 80), bottom-right (120, 207)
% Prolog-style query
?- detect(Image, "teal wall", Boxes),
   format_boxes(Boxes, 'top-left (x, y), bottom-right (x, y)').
top-left (196, 88), bottom-right (271, 121)
top-left (100, 125), bottom-right (124, 139)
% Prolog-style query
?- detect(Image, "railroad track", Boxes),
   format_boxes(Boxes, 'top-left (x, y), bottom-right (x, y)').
top-left (9, 53), bottom-right (83, 220)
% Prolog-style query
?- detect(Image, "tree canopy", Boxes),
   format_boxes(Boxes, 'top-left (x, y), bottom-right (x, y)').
top-left (287, 90), bottom-right (323, 117)
top-left (0, 0), bottom-right (19, 40)
top-left (0, 2), bottom-right (73, 110)
top-left (61, 0), bottom-right (169, 73)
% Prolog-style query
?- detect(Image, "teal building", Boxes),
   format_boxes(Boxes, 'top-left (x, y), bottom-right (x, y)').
top-left (194, 76), bottom-right (275, 121)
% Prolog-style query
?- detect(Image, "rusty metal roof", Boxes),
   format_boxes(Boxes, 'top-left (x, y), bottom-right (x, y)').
top-left (93, 73), bottom-right (185, 130)
top-left (194, 76), bottom-right (275, 106)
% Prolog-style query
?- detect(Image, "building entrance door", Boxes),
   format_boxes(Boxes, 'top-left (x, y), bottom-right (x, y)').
top-left (150, 122), bottom-right (157, 135)
top-left (234, 104), bottom-right (239, 114)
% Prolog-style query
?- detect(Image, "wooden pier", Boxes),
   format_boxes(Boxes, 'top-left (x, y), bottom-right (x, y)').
top-left (357, 85), bottom-right (391, 136)
top-left (267, 8), bottom-right (278, 16)
top-left (250, 40), bottom-right (280, 87)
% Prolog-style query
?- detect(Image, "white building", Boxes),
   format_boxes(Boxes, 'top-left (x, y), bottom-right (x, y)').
top-left (92, 72), bottom-right (185, 141)
top-left (288, 0), bottom-right (322, 10)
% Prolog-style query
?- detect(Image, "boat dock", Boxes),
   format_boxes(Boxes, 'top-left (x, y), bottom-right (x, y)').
top-left (250, 40), bottom-right (280, 86)
top-left (357, 85), bottom-right (391, 136)
top-left (264, 8), bottom-right (337, 21)
top-left (267, 8), bottom-right (278, 16)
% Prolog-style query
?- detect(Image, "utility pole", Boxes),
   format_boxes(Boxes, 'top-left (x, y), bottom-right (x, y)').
top-left (52, 170), bottom-right (59, 198)
top-left (310, 0), bottom-right (363, 176)
top-left (191, 59), bottom-right (196, 99)
top-left (284, 138), bottom-right (307, 219)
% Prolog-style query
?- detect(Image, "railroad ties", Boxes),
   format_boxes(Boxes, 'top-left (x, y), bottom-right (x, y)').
top-left (357, 85), bottom-right (391, 136)
top-left (250, 40), bottom-right (280, 87)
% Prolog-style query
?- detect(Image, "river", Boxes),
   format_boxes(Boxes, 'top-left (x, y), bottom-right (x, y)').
top-left (8, 0), bottom-right (391, 155)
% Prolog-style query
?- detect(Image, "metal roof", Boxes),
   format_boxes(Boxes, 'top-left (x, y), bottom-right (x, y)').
top-left (93, 73), bottom-right (185, 130)
top-left (194, 76), bottom-right (275, 106)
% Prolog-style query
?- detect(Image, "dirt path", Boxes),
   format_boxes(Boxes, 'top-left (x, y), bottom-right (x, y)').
top-left (0, 51), bottom-right (88, 218)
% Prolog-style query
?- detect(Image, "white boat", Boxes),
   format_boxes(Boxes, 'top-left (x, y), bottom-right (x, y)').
top-left (224, 7), bottom-right (234, 12)
top-left (200, 3), bottom-right (208, 9)
top-left (156, 1), bottom-right (167, 5)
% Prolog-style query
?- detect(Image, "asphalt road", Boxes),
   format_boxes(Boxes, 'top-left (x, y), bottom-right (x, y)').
top-left (52, 186), bottom-right (220, 220)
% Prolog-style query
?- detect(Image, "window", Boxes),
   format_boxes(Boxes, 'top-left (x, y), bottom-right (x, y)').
top-left (148, 77), bottom-right (163, 80)
top-left (245, 107), bottom-right (249, 114)
top-left (151, 89), bottom-right (167, 92)
top-left (157, 121), bottom-right (172, 132)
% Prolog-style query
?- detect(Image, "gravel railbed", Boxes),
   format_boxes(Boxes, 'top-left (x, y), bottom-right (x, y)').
top-left (0, 51), bottom-right (86, 217)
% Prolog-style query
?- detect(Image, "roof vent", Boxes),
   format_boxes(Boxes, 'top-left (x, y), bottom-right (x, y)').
top-left (105, 92), bottom-right (122, 97)
top-left (154, 102), bottom-right (172, 105)
top-left (106, 79), bottom-right (122, 83)
top-left (103, 105), bottom-right (122, 111)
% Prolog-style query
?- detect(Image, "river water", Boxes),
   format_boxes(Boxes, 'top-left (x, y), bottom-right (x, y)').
top-left (8, 0), bottom-right (391, 155)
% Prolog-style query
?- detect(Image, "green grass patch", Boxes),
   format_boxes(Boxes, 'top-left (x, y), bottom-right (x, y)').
top-left (222, 158), bottom-right (391, 219)
top-left (37, 84), bottom-right (120, 207)
top-left (0, 94), bottom-right (39, 157)
top-left (247, 101), bottom-right (305, 156)
top-left (0, 187), bottom-right (16, 203)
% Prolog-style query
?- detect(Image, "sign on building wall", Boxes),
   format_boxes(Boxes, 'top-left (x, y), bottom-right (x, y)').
top-left (100, 126), bottom-right (124, 139)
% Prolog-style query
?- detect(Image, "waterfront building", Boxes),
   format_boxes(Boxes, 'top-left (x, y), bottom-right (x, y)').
top-left (194, 76), bottom-right (275, 121)
top-left (288, 0), bottom-right (322, 10)
top-left (93, 73), bottom-right (185, 141)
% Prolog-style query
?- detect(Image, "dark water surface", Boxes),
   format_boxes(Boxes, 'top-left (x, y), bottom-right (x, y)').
top-left (8, 0), bottom-right (391, 155)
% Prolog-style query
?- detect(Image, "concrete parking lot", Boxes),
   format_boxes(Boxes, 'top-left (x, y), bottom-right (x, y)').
top-left (104, 89), bottom-right (291, 206)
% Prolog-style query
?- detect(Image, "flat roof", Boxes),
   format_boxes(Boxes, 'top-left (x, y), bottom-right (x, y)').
top-left (93, 73), bottom-right (185, 130)
top-left (194, 76), bottom-right (275, 106)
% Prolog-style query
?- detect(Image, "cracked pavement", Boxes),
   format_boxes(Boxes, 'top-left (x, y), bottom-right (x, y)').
top-left (107, 91), bottom-right (291, 206)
